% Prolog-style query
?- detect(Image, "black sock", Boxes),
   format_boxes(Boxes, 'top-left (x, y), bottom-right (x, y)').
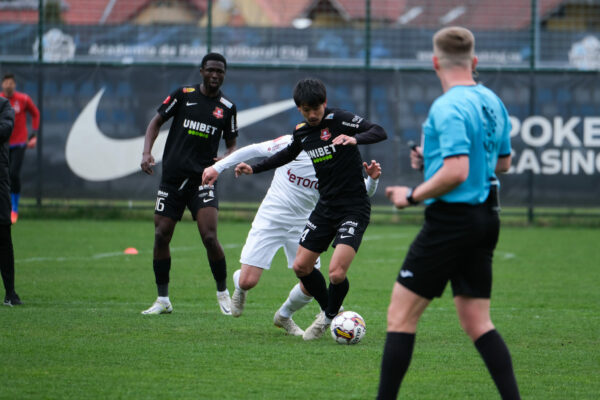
top-left (325, 278), bottom-right (349, 319)
top-left (153, 258), bottom-right (171, 297)
top-left (377, 332), bottom-right (416, 400)
top-left (0, 224), bottom-right (15, 295)
top-left (475, 330), bottom-right (521, 400)
top-left (209, 257), bottom-right (227, 292)
top-left (299, 268), bottom-right (328, 311)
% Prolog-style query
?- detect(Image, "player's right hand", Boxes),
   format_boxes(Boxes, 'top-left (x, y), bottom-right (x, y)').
top-left (202, 166), bottom-right (219, 185)
top-left (141, 153), bottom-right (155, 175)
top-left (234, 162), bottom-right (253, 177)
top-left (410, 146), bottom-right (424, 170)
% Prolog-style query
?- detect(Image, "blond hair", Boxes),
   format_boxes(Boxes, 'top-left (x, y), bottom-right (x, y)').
top-left (433, 26), bottom-right (475, 69)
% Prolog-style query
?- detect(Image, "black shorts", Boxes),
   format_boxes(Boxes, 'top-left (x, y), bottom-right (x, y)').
top-left (397, 198), bottom-right (500, 300)
top-left (154, 179), bottom-right (218, 221)
top-left (299, 200), bottom-right (370, 253)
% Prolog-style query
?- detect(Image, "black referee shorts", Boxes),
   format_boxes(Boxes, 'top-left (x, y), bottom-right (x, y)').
top-left (300, 200), bottom-right (370, 254)
top-left (154, 179), bottom-right (219, 221)
top-left (398, 198), bottom-right (500, 300)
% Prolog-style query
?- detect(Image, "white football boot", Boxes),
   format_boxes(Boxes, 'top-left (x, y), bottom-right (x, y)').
top-left (231, 287), bottom-right (247, 317)
top-left (273, 310), bottom-right (304, 336)
top-left (302, 311), bottom-right (331, 341)
top-left (141, 298), bottom-right (173, 315)
top-left (217, 289), bottom-right (232, 315)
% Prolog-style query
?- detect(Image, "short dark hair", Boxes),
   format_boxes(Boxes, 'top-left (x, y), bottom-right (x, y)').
top-left (2, 73), bottom-right (15, 82)
top-left (201, 52), bottom-right (227, 70)
top-left (293, 78), bottom-right (327, 107)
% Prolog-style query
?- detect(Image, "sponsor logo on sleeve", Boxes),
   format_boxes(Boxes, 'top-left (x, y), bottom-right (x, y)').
top-left (352, 115), bottom-right (363, 123)
top-left (219, 97), bottom-right (233, 108)
top-left (325, 113), bottom-right (334, 120)
top-left (183, 87), bottom-right (195, 93)
top-left (295, 122), bottom-right (306, 130)
top-left (162, 95), bottom-right (171, 104)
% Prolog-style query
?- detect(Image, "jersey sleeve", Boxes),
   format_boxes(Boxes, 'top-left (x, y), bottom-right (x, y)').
top-left (364, 176), bottom-right (379, 197)
top-left (250, 135), bottom-right (302, 174)
top-left (156, 87), bottom-right (182, 120)
top-left (337, 109), bottom-right (387, 144)
top-left (223, 103), bottom-right (238, 141)
top-left (435, 103), bottom-right (470, 159)
top-left (25, 95), bottom-right (40, 130)
top-left (212, 135), bottom-right (291, 173)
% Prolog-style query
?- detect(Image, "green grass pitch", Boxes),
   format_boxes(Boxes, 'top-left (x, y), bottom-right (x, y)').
top-left (1, 219), bottom-right (599, 399)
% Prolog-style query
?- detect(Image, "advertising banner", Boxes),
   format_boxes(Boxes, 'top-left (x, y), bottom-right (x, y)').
top-left (4, 64), bottom-right (599, 206)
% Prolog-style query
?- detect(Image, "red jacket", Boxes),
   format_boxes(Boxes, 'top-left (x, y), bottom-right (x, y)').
top-left (0, 91), bottom-right (40, 146)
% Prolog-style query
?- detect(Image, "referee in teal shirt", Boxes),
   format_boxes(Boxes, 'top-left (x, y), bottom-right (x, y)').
top-left (377, 27), bottom-right (519, 400)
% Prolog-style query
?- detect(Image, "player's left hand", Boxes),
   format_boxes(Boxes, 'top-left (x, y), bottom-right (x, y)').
top-left (332, 134), bottom-right (356, 146)
top-left (27, 135), bottom-right (37, 149)
top-left (363, 160), bottom-right (381, 180)
top-left (385, 186), bottom-right (410, 209)
top-left (234, 162), bottom-right (253, 177)
top-left (202, 166), bottom-right (219, 185)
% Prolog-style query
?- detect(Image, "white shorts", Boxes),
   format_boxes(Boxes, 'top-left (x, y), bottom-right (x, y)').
top-left (240, 223), bottom-right (321, 270)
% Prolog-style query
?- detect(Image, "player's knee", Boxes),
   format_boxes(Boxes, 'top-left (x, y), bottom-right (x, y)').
top-left (328, 268), bottom-right (346, 284)
top-left (459, 317), bottom-right (494, 341)
top-left (293, 262), bottom-right (311, 277)
top-left (201, 232), bottom-right (219, 250)
top-left (154, 228), bottom-right (172, 248)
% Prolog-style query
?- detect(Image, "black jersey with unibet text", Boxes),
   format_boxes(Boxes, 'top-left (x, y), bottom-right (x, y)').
top-left (157, 84), bottom-right (238, 184)
top-left (251, 107), bottom-right (387, 207)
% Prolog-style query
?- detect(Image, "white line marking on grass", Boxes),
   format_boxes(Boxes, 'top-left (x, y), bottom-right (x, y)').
top-left (17, 243), bottom-right (243, 263)
top-left (496, 251), bottom-right (517, 260)
top-left (363, 233), bottom-right (410, 241)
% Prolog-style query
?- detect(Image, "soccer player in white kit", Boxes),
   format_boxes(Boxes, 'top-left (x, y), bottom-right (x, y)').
top-left (202, 134), bottom-right (380, 335)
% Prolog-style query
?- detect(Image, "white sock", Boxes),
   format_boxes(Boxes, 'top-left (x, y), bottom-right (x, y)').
top-left (157, 296), bottom-right (170, 304)
top-left (233, 269), bottom-right (241, 290)
top-left (278, 283), bottom-right (312, 318)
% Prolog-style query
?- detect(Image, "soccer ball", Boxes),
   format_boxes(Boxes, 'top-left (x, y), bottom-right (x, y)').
top-left (330, 311), bottom-right (366, 345)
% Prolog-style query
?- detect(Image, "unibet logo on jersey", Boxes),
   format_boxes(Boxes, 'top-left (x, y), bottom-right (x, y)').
top-left (306, 144), bottom-right (337, 164)
top-left (183, 119), bottom-right (218, 139)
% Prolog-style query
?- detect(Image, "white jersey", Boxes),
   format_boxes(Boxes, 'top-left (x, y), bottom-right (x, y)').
top-left (214, 135), bottom-right (319, 228)
top-left (213, 135), bottom-right (379, 229)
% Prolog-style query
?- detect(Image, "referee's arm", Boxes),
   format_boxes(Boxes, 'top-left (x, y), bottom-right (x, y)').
top-left (496, 154), bottom-right (512, 174)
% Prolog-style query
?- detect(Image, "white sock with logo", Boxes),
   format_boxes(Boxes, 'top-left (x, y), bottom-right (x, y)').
top-left (157, 296), bottom-right (170, 304)
top-left (278, 283), bottom-right (313, 318)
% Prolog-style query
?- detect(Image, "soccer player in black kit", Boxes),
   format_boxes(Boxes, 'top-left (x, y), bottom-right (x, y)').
top-left (140, 53), bottom-right (237, 315)
top-left (236, 78), bottom-right (387, 339)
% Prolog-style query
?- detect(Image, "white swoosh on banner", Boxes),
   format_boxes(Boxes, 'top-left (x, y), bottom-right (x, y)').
top-left (65, 88), bottom-right (296, 181)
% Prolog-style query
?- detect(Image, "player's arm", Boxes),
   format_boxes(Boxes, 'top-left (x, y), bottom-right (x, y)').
top-left (0, 99), bottom-right (14, 142)
top-left (237, 139), bottom-right (302, 176)
top-left (203, 140), bottom-right (277, 184)
top-left (363, 159), bottom-right (381, 197)
top-left (332, 111), bottom-right (387, 146)
top-left (141, 113), bottom-right (166, 175)
top-left (386, 155), bottom-right (468, 209)
top-left (496, 154), bottom-right (511, 174)
top-left (25, 95), bottom-right (40, 148)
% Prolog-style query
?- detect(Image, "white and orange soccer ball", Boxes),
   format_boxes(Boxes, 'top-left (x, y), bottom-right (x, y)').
top-left (330, 311), bottom-right (366, 345)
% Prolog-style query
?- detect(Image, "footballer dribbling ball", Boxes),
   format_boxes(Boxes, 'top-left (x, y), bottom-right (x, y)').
top-left (330, 311), bottom-right (366, 345)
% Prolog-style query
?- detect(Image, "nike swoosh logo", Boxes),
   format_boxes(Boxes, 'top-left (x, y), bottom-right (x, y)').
top-left (203, 197), bottom-right (214, 203)
top-left (400, 270), bottom-right (413, 278)
top-left (339, 234), bottom-right (353, 239)
top-left (186, 101), bottom-right (197, 106)
top-left (65, 88), bottom-right (296, 181)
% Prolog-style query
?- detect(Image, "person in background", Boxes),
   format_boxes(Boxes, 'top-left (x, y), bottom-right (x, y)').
top-left (1, 73), bottom-right (40, 224)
